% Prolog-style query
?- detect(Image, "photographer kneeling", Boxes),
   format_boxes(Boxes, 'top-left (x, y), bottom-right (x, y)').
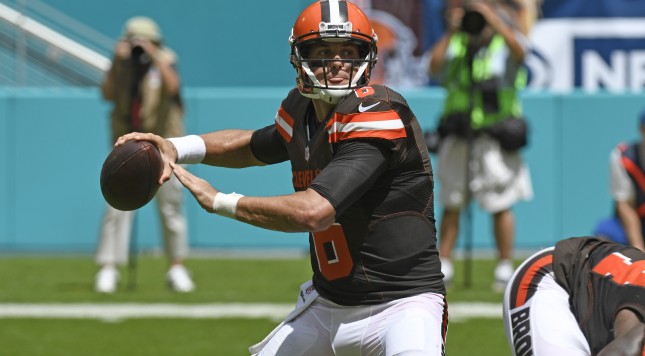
top-left (426, 0), bottom-right (533, 290)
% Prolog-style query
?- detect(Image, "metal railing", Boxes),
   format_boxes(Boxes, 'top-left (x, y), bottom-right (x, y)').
top-left (0, 0), bottom-right (112, 86)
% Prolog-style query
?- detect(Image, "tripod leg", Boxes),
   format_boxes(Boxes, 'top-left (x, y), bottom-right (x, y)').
top-left (127, 212), bottom-right (138, 291)
top-left (463, 134), bottom-right (474, 289)
top-left (464, 201), bottom-right (473, 288)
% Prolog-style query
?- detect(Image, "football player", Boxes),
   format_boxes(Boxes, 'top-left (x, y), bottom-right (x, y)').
top-left (504, 236), bottom-right (645, 356)
top-left (117, 0), bottom-right (447, 354)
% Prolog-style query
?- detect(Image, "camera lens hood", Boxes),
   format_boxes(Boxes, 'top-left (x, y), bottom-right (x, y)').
top-left (461, 10), bottom-right (486, 35)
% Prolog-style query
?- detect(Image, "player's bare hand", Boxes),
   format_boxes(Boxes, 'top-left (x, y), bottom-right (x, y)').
top-left (115, 132), bottom-right (177, 184)
top-left (170, 163), bottom-right (219, 213)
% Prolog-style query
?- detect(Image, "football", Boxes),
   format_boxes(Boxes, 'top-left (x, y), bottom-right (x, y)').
top-left (100, 140), bottom-right (163, 211)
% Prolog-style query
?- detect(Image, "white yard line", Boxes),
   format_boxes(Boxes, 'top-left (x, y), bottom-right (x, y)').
top-left (448, 302), bottom-right (503, 321)
top-left (0, 302), bottom-right (502, 321)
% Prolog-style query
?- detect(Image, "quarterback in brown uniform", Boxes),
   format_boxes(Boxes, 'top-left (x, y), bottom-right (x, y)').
top-left (117, 0), bottom-right (447, 355)
top-left (504, 236), bottom-right (645, 356)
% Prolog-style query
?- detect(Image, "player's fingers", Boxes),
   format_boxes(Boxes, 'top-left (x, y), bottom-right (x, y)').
top-left (171, 163), bottom-right (200, 191)
top-left (115, 132), bottom-right (149, 146)
top-left (170, 162), bottom-right (189, 184)
top-left (171, 163), bottom-right (216, 212)
top-left (160, 164), bottom-right (173, 184)
top-left (157, 139), bottom-right (179, 184)
top-left (114, 132), bottom-right (170, 184)
top-left (114, 132), bottom-right (138, 146)
top-left (115, 132), bottom-right (167, 148)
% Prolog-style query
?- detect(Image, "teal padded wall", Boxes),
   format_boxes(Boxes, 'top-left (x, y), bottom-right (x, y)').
top-left (559, 93), bottom-right (642, 238)
top-left (0, 89), bottom-right (9, 244)
top-left (182, 88), bottom-right (307, 250)
top-left (0, 88), bottom-right (640, 253)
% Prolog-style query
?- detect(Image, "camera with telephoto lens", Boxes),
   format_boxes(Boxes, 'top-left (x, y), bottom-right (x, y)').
top-left (127, 37), bottom-right (150, 65)
top-left (460, 8), bottom-right (486, 35)
top-left (131, 43), bottom-right (145, 61)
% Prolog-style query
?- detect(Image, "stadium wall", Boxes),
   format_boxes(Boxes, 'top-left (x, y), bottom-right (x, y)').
top-left (0, 87), bottom-right (640, 253)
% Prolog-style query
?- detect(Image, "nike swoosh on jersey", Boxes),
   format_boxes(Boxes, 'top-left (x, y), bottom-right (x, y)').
top-left (358, 102), bottom-right (379, 112)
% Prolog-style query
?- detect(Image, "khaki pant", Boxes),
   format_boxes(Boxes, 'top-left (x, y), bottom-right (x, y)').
top-left (96, 174), bottom-right (188, 265)
top-left (438, 134), bottom-right (533, 213)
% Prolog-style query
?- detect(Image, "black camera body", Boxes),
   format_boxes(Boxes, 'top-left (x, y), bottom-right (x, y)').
top-left (128, 41), bottom-right (152, 67)
top-left (130, 43), bottom-right (145, 61)
top-left (461, 9), bottom-right (486, 35)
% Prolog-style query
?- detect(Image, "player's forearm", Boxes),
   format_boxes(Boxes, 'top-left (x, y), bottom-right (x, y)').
top-left (235, 189), bottom-right (336, 233)
top-left (199, 130), bottom-right (264, 168)
top-left (598, 309), bottom-right (645, 356)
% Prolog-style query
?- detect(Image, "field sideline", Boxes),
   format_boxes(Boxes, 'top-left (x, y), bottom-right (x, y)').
top-left (0, 302), bottom-right (502, 320)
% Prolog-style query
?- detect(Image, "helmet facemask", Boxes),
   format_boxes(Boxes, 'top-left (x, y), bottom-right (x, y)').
top-left (289, 2), bottom-right (378, 104)
top-left (291, 36), bottom-right (376, 104)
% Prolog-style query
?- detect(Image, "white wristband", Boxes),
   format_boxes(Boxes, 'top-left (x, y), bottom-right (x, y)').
top-left (212, 192), bottom-right (244, 218)
top-left (167, 135), bottom-right (206, 164)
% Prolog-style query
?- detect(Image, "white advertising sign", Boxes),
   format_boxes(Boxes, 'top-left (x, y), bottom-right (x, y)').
top-left (528, 18), bottom-right (645, 92)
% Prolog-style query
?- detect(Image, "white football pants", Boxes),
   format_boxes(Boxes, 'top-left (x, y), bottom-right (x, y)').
top-left (255, 289), bottom-right (447, 356)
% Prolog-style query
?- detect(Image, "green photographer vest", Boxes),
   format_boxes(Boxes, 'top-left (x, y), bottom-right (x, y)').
top-left (441, 33), bottom-right (526, 130)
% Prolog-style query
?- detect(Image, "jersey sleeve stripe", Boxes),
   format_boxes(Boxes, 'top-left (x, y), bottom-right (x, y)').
top-left (328, 129), bottom-right (407, 141)
top-left (326, 111), bottom-right (407, 142)
top-left (333, 110), bottom-right (400, 123)
top-left (327, 120), bottom-right (405, 135)
top-left (275, 107), bottom-right (295, 142)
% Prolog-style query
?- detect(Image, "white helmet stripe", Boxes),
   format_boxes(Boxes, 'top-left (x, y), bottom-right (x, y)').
top-left (321, 0), bottom-right (347, 23)
top-left (329, 0), bottom-right (340, 22)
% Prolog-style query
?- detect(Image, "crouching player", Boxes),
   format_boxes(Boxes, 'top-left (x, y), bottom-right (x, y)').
top-left (504, 236), bottom-right (645, 355)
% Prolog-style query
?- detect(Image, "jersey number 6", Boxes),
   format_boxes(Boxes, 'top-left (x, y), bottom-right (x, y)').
top-left (312, 224), bottom-right (354, 281)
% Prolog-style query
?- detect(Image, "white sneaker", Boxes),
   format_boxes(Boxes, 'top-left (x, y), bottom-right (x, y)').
top-left (493, 260), bottom-right (514, 292)
top-left (166, 265), bottom-right (195, 293)
top-left (440, 257), bottom-right (454, 286)
top-left (95, 266), bottom-right (119, 293)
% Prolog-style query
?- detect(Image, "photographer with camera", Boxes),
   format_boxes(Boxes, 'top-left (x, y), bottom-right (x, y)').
top-left (95, 16), bottom-right (195, 293)
top-left (427, 0), bottom-right (533, 291)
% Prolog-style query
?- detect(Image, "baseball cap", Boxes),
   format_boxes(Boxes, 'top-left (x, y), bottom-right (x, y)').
top-left (122, 16), bottom-right (162, 42)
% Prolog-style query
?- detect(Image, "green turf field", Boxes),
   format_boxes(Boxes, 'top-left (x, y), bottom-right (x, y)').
top-left (0, 255), bottom-right (513, 355)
